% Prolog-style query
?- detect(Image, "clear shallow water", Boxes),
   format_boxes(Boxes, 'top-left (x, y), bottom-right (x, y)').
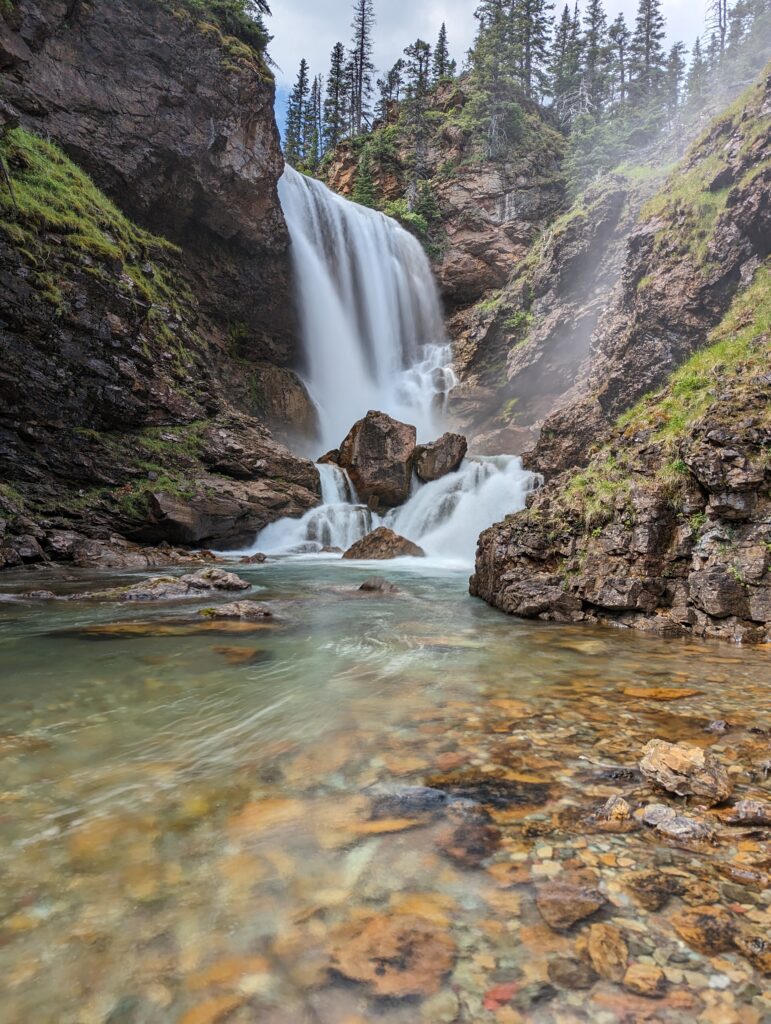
top-left (0, 560), bottom-right (769, 1023)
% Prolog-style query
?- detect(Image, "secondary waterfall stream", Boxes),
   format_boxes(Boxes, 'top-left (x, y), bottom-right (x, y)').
top-left (258, 167), bottom-right (537, 566)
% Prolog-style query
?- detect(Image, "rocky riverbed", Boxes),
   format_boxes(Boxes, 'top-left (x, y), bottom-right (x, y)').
top-left (1, 560), bottom-right (769, 1023)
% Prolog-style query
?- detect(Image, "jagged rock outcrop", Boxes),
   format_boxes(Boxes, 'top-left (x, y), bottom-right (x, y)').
top-left (338, 411), bottom-right (417, 509)
top-left (415, 432), bottom-right (468, 482)
top-left (0, 0), bottom-right (322, 562)
top-left (471, 266), bottom-right (770, 645)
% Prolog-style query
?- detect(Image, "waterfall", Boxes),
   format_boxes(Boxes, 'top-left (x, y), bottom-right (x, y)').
top-left (249, 456), bottom-right (537, 568)
top-left (278, 166), bottom-right (455, 450)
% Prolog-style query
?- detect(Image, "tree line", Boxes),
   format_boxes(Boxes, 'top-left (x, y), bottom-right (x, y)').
top-left (284, 0), bottom-right (771, 191)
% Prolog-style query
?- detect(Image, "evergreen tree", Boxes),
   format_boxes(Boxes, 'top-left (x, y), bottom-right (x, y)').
top-left (352, 146), bottom-right (378, 206)
top-left (285, 58), bottom-right (310, 167)
top-left (350, 0), bottom-right (376, 135)
top-left (628, 0), bottom-right (667, 100)
top-left (607, 13), bottom-right (631, 103)
top-left (376, 59), bottom-right (406, 121)
top-left (511, 0), bottom-right (556, 100)
top-left (685, 36), bottom-right (708, 108)
top-left (663, 41), bottom-right (687, 117)
top-left (432, 22), bottom-right (456, 82)
top-left (551, 3), bottom-right (585, 124)
top-left (470, 0), bottom-right (525, 156)
top-left (708, 0), bottom-right (729, 56)
top-left (323, 43), bottom-right (348, 151)
top-left (403, 39), bottom-right (433, 184)
top-left (304, 74), bottom-right (323, 169)
top-left (582, 0), bottom-right (609, 113)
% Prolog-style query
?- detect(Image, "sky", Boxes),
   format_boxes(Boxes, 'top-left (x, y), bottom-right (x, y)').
top-left (269, 0), bottom-right (704, 125)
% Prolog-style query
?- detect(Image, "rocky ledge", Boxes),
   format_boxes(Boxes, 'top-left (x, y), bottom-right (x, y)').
top-left (471, 264), bottom-right (770, 645)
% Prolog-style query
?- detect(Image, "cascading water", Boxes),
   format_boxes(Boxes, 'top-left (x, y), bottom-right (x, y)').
top-left (243, 167), bottom-right (539, 568)
top-left (278, 166), bottom-right (455, 450)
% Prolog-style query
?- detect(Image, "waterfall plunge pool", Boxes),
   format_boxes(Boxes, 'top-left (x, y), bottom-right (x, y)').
top-left (1, 558), bottom-right (769, 1023)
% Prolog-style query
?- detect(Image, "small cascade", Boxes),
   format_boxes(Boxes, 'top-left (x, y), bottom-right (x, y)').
top-left (248, 456), bottom-right (538, 567)
top-left (278, 166), bottom-right (454, 449)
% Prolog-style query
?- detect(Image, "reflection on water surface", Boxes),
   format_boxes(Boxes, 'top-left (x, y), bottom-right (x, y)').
top-left (0, 560), bottom-right (769, 1023)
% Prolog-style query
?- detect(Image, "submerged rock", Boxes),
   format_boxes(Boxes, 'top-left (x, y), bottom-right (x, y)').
top-left (535, 876), bottom-right (607, 932)
top-left (414, 432), bottom-right (468, 482)
top-left (342, 528), bottom-right (425, 560)
top-left (357, 576), bottom-right (401, 594)
top-left (338, 411), bottom-right (417, 508)
top-left (71, 568), bottom-right (250, 603)
top-left (639, 739), bottom-right (733, 805)
top-left (329, 913), bottom-right (456, 997)
top-left (587, 923), bottom-right (628, 982)
top-left (199, 601), bottom-right (274, 621)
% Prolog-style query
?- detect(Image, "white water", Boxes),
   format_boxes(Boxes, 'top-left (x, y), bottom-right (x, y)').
top-left (278, 166), bottom-right (455, 451)
top-left (251, 456), bottom-right (537, 568)
top-left (242, 168), bottom-right (539, 569)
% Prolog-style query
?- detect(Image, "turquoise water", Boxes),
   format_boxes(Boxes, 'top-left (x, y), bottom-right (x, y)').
top-left (0, 560), bottom-right (769, 1023)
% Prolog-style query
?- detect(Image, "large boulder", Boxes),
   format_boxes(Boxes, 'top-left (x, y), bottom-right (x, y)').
top-left (414, 432), bottom-right (468, 482)
top-left (338, 411), bottom-right (417, 508)
top-left (343, 528), bottom-right (425, 560)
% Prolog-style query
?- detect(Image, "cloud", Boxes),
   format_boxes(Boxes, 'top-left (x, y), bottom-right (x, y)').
top-left (269, 1), bottom-right (705, 96)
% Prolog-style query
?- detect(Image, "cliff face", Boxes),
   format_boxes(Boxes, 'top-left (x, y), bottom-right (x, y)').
top-left (463, 71), bottom-right (771, 468)
top-left (0, 0), bottom-right (321, 567)
top-left (471, 263), bottom-right (770, 644)
top-left (323, 82), bottom-right (565, 314)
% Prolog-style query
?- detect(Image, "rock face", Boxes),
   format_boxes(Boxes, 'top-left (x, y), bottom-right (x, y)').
top-left (338, 411), bottom-right (417, 508)
top-left (470, 256), bottom-right (771, 645)
top-left (0, 1), bottom-right (323, 562)
top-left (415, 432), bottom-right (468, 482)
top-left (639, 741), bottom-right (733, 806)
top-left (1, 0), bottom-right (294, 361)
top-left (343, 528), bottom-right (425, 561)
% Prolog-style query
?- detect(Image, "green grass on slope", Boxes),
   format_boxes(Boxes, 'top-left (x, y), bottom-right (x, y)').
top-left (0, 128), bottom-right (184, 312)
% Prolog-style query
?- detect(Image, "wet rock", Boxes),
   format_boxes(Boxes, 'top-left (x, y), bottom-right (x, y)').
top-left (328, 913), bottom-right (456, 998)
top-left (358, 576), bottom-right (401, 594)
top-left (535, 876), bottom-right (607, 932)
top-left (688, 567), bottom-right (750, 619)
top-left (342, 528), bottom-right (425, 561)
top-left (424, 768), bottom-right (551, 810)
top-left (72, 568), bottom-right (250, 603)
top-left (638, 803), bottom-right (714, 843)
top-left (734, 930), bottom-right (771, 976)
top-left (199, 602), bottom-right (274, 622)
top-left (722, 798), bottom-right (771, 826)
top-left (623, 686), bottom-right (701, 701)
top-left (623, 963), bottom-right (667, 998)
top-left (622, 870), bottom-right (682, 911)
top-left (671, 906), bottom-right (736, 955)
top-left (240, 553), bottom-right (267, 564)
top-left (338, 411), bottom-right (417, 508)
top-left (587, 923), bottom-right (629, 982)
top-left (414, 433), bottom-right (468, 483)
top-left (211, 645), bottom-right (270, 666)
top-left (435, 803), bottom-right (501, 868)
top-left (639, 739), bottom-right (733, 805)
top-left (547, 958), bottom-right (598, 990)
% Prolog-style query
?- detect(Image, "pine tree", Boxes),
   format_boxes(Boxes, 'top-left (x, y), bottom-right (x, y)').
top-left (432, 22), bottom-right (456, 82)
top-left (607, 13), bottom-right (631, 103)
top-left (707, 0), bottom-right (729, 56)
top-left (376, 59), bottom-right (405, 121)
top-left (403, 39), bottom-right (433, 184)
top-left (352, 146), bottom-right (377, 206)
top-left (350, 0), bottom-right (376, 135)
top-left (582, 0), bottom-right (609, 113)
top-left (551, 3), bottom-right (586, 124)
top-left (304, 75), bottom-right (323, 169)
top-left (511, 0), bottom-right (556, 100)
top-left (323, 43), bottom-right (348, 151)
top-left (628, 0), bottom-right (667, 100)
top-left (663, 41), bottom-right (687, 117)
top-left (470, 0), bottom-right (525, 156)
top-left (685, 36), bottom-right (707, 108)
top-left (285, 58), bottom-right (310, 168)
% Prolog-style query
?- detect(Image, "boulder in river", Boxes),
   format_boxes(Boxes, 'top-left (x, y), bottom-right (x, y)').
top-left (414, 432), bottom-right (468, 482)
top-left (358, 576), bottom-right (401, 594)
top-left (199, 601), bottom-right (274, 621)
top-left (639, 739), bottom-right (733, 806)
top-left (71, 567), bottom-right (250, 602)
top-left (338, 411), bottom-right (416, 508)
top-left (343, 528), bottom-right (425, 560)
